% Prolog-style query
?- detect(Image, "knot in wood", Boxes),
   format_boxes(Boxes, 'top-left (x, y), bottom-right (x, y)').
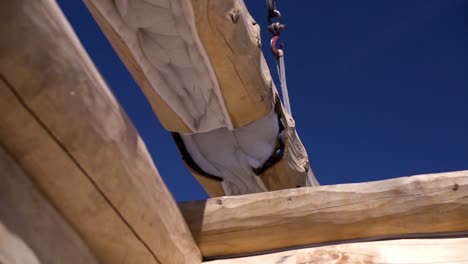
top-left (230, 10), bottom-right (240, 23)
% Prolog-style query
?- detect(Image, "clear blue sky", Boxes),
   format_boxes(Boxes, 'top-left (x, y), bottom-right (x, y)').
top-left (57, 1), bottom-right (468, 201)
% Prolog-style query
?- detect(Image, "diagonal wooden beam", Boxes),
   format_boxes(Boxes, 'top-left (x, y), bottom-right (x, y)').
top-left (0, 1), bottom-right (200, 263)
top-left (82, 0), bottom-right (319, 196)
top-left (179, 171), bottom-right (468, 258)
top-left (204, 238), bottom-right (468, 264)
top-left (82, 0), bottom-right (275, 133)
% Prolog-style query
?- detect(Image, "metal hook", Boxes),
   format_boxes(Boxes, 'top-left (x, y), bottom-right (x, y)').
top-left (270, 35), bottom-right (284, 58)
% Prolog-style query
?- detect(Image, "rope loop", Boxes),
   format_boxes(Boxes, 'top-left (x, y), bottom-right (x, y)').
top-left (270, 35), bottom-right (283, 58)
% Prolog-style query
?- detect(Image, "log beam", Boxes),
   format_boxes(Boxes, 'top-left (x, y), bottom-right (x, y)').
top-left (0, 1), bottom-right (200, 263)
top-left (82, 0), bottom-right (274, 133)
top-left (179, 171), bottom-right (468, 258)
top-left (82, 0), bottom-right (319, 197)
top-left (205, 238), bottom-right (468, 264)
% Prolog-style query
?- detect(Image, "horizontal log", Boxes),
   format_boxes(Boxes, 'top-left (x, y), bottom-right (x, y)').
top-left (205, 238), bottom-right (468, 264)
top-left (0, 1), bottom-right (200, 263)
top-left (179, 171), bottom-right (468, 258)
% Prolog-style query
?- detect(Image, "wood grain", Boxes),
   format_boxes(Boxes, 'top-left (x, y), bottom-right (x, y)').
top-left (84, 0), bottom-right (192, 133)
top-left (180, 171), bottom-right (468, 258)
top-left (83, 0), bottom-right (233, 132)
top-left (0, 146), bottom-right (99, 264)
top-left (0, 1), bottom-right (201, 263)
top-left (190, 0), bottom-right (275, 127)
top-left (260, 99), bottom-right (318, 190)
top-left (83, 0), bottom-right (276, 132)
top-left (0, 77), bottom-right (158, 264)
top-left (205, 238), bottom-right (468, 264)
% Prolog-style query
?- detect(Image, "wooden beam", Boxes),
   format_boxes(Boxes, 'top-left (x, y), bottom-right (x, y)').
top-left (204, 238), bottom-right (468, 264)
top-left (0, 78), bottom-right (161, 263)
top-left (189, 0), bottom-right (274, 129)
top-left (82, 0), bottom-right (318, 196)
top-left (0, 146), bottom-right (99, 264)
top-left (179, 171), bottom-right (468, 258)
top-left (0, 1), bottom-right (201, 263)
top-left (82, 0), bottom-right (274, 133)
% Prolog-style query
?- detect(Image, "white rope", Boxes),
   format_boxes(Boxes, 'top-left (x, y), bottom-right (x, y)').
top-left (277, 50), bottom-right (292, 115)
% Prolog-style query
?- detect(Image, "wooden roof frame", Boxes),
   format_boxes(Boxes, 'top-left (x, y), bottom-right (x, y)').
top-left (1, 1), bottom-right (467, 264)
top-left (180, 170), bottom-right (468, 260)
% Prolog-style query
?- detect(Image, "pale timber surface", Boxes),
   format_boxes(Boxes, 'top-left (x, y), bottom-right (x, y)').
top-left (85, 0), bottom-right (233, 132)
top-left (204, 238), bottom-right (468, 264)
top-left (180, 170), bottom-right (468, 258)
top-left (0, 0), bottom-right (200, 263)
top-left (83, 0), bottom-right (276, 133)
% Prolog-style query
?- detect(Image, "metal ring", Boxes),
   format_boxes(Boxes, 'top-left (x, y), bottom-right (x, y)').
top-left (266, 0), bottom-right (277, 18)
top-left (268, 9), bottom-right (282, 24)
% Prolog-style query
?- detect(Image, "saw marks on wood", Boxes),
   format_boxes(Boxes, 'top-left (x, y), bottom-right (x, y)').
top-left (118, 0), bottom-right (232, 131)
top-left (84, 0), bottom-right (276, 132)
top-left (86, 0), bottom-right (232, 132)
